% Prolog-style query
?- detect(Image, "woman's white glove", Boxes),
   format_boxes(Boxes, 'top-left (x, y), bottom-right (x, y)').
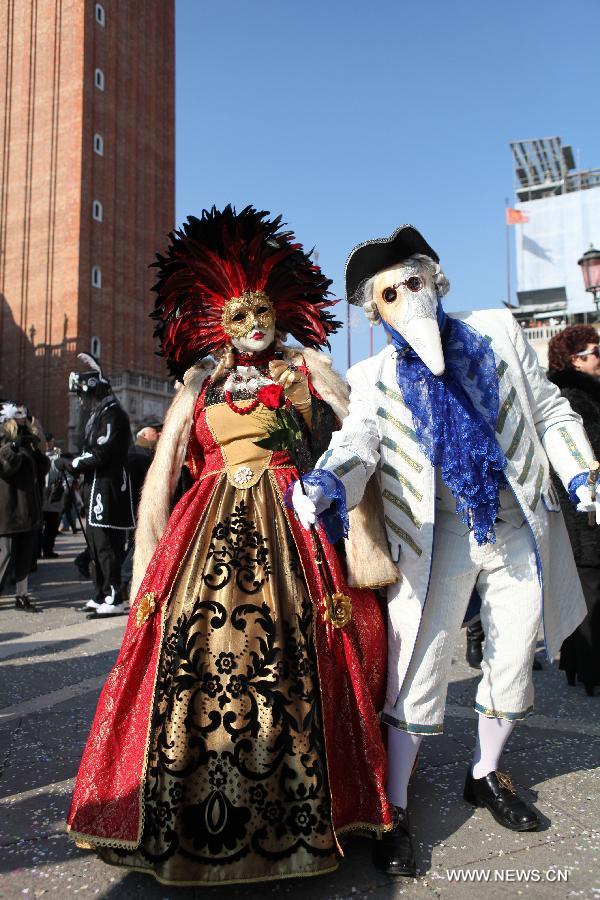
top-left (290, 480), bottom-right (333, 530)
top-left (575, 485), bottom-right (600, 525)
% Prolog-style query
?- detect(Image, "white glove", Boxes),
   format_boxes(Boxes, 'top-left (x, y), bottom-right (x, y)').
top-left (290, 480), bottom-right (332, 530)
top-left (575, 485), bottom-right (600, 525)
top-left (72, 451), bottom-right (93, 470)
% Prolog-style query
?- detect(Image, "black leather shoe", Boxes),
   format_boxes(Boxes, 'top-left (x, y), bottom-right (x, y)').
top-left (464, 768), bottom-right (540, 831)
top-left (15, 594), bottom-right (37, 613)
top-left (465, 620), bottom-right (484, 669)
top-left (372, 806), bottom-right (416, 877)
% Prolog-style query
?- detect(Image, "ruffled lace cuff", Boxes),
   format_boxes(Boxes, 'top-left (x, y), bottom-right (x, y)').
top-left (568, 471), bottom-right (590, 505)
top-left (285, 469), bottom-right (349, 544)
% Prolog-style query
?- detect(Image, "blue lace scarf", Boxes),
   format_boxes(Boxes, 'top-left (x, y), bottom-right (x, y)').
top-left (382, 307), bottom-right (507, 545)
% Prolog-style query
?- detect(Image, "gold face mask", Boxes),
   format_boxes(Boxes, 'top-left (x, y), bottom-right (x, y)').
top-left (221, 291), bottom-right (275, 340)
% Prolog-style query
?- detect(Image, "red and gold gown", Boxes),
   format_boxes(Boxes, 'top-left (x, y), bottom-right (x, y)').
top-left (67, 371), bottom-right (392, 886)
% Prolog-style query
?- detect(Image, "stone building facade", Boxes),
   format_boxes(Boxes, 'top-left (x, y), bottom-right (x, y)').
top-left (0, 0), bottom-right (175, 447)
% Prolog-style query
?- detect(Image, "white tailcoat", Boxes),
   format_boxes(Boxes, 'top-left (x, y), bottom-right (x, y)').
top-left (317, 309), bottom-right (589, 718)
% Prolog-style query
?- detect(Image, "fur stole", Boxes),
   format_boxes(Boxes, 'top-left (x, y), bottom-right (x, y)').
top-left (131, 349), bottom-right (398, 601)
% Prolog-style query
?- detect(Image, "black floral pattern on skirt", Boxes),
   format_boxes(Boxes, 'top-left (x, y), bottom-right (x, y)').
top-left (105, 479), bottom-right (336, 883)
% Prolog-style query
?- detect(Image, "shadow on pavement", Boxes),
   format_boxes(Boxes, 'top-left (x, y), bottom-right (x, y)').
top-left (0, 647), bottom-right (118, 710)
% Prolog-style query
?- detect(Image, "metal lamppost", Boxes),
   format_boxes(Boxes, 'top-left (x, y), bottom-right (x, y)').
top-left (578, 245), bottom-right (600, 315)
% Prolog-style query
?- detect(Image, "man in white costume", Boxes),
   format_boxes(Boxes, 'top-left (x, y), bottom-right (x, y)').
top-left (291, 225), bottom-right (597, 876)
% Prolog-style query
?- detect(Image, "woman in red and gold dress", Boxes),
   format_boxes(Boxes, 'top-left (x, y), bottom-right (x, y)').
top-left (67, 206), bottom-right (398, 886)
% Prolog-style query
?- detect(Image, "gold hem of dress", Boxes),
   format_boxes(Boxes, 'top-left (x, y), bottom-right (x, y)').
top-left (67, 824), bottom-right (139, 851)
top-left (68, 818), bottom-right (393, 854)
top-left (89, 854), bottom-right (340, 887)
top-left (337, 820), bottom-right (395, 837)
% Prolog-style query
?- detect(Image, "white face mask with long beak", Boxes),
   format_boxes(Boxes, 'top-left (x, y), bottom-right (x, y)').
top-left (373, 261), bottom-right (445, 376)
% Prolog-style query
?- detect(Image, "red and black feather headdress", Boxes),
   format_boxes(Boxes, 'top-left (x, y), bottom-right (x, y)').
top-left (151, 205), bottom-right (340, 379)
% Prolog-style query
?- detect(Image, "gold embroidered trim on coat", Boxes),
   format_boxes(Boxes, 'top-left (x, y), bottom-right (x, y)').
top-left (380, 463), bottom-right (423, 501)
top-left (381, 436), bottom-right (423, 473)
top-left (558, 425), bottom-right (588, 469)
top-left (384, 516), bottom-right (423, 557)
top-left (506, 414), bottom-right (525, 460)
top-left (518, 440), bottom-right (535, 485)
top-left (529, 465), bottom-right (544, 512)
top-left (333, 456), bottom-right (363, 478)
top-left (496, 387), bottom-right (516, 433)
top-left (376, 407), bottom-right (418, 443)
top-left (382, 488), bottom-right (422, 529)
top-left (376, 380), bottom-right (404, 404)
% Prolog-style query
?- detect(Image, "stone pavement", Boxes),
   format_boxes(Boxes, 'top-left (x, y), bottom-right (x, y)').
top-left (0, 533), bottom-right (598, 900)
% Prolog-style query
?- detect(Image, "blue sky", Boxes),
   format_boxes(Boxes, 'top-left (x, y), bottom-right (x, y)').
top-left (175, 0), bottom-right (597, 371)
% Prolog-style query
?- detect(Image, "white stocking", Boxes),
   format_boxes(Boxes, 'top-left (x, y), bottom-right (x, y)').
top-left (16, 576), bottom-right (28, 596)
top-left (472, 714), bottom-right (515, 779)
top-left (386, 727), bottom-right (423, 810)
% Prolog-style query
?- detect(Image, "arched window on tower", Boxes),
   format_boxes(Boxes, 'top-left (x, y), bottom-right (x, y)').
top-left (92, 200), bottom-right (103, 222)
top-left (95, 4), bottom-right (105, 26)
top-left (91, 266), bottom-right (102, 289)
top-left (93, 133), bottom-right (104, 156)
top-left (94, 68), bottom-right (105, 91)
top-left (91, 336), bottom-right (102, 357)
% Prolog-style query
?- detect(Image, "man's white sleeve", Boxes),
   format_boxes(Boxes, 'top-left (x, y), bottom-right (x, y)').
top-left (314, 365), bottom-right (380, 510)
top-left (508, 312), bottom-right (595, 488)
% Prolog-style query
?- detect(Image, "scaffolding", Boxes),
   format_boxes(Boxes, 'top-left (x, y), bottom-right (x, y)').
top-left (510, 136), bottom-right (600, 202)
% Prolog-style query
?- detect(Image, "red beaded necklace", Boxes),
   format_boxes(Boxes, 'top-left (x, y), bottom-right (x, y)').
top-left (224, 390), bottom-right (260, 415)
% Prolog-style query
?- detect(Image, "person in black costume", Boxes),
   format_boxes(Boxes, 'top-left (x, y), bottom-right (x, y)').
top-left (0, 402), bottom-right (50, 611)
top-left (60, 354), bottom-right (135, 616)
top-left (547, 325), bottom-right (600, 697)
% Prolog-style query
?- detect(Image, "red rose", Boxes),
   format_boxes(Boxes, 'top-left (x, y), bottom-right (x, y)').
top-left (257, 383), bottom-right (284, 410)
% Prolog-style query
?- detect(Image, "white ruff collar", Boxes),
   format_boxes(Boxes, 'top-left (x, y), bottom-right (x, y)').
top-left (223, 365), bottom-right (274, 394)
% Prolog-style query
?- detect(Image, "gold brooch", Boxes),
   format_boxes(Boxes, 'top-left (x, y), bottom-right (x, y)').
top-left (136, 591), bottom-right (157, 627)
top-left (322, 592), bottom-right (352, 629)
top-left (233, 465), bottom-right (253, 486)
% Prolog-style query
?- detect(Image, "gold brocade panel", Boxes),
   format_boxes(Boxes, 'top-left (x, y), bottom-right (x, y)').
top-left (101, 474), bottom-right (337, 885)
top-left (205, 402), bottom-right (279, 487)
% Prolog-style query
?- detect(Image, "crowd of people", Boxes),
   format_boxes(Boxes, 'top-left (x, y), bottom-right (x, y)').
top-left (0, 386), bottom-right (163, 616)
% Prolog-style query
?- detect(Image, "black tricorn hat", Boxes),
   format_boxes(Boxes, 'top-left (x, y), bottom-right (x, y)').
top-left (345, 224), bottom-right (439, 305)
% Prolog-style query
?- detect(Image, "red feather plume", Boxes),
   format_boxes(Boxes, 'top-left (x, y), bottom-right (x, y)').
top-left (151, 205), bottom-right (340, 379)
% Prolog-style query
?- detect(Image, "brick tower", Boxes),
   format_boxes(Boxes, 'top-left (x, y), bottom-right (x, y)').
top-left (0, 0), bottom-right (175, 446)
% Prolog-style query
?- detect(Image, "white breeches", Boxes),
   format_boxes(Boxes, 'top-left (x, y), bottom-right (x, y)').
top-left (390, 518), bottom-right (542, 734)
